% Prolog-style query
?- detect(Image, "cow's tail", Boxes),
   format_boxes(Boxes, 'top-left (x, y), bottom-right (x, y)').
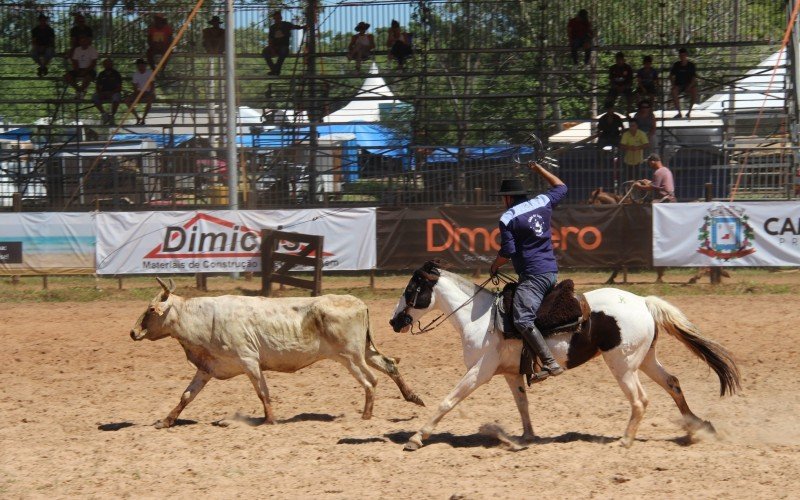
top-left (645, 295), bottom-right (741, 396)
top-left (364, 310), bottom-right (424, 407)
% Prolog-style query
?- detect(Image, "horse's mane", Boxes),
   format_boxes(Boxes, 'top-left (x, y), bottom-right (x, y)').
top-left (439, 270), bottom-right (489, 297)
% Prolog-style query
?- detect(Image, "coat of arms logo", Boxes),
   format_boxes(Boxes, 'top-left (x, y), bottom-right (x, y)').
top-left (697, 204), bottom-right (755, 260)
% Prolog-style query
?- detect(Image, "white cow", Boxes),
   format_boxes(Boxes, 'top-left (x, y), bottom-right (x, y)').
top-left (130, 278), bottom-right (424, 427)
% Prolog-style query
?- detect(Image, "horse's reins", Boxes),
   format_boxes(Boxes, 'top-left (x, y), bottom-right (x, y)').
top-left (409, 272), bottom-right (517, 335)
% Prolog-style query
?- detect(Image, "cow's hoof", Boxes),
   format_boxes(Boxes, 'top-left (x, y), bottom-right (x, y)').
top-left (263, 418), bottom-right (276, 425)
top-left (618, 437), bottom-right (634, 448)
top-left (520, 432), bottom-right (536, 444)
top-left (404, 434), bottom-right (423, 451)
top-left (153, 419), bottom-right (172, 429)
top-left (362, 413), bottom-right (372, 420)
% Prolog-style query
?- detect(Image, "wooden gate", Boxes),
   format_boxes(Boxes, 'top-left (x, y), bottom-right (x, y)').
top-left (261, 229), bottom-right (324, 296)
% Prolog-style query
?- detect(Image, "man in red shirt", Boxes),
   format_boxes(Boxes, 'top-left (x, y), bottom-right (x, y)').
top-left (146, 13), bottom-right (173, 70)
top-left (567, 9), bottom-right (593, 65)
top-left (635, 153), bottom-right (676, 202)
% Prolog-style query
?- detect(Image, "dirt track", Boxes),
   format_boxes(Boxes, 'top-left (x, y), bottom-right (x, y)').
top-left (1, 280), bottom-right (799, 498)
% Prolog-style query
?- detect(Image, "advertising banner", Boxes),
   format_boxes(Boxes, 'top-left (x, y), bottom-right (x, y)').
top-left (653, 202), bottom-right (800, 266)
top-left (377, 205), bottom-right (651, 270)
top-left (96, 208), bottom-right (376, 275)
top-left (0, 213), bottom-right (96, 275)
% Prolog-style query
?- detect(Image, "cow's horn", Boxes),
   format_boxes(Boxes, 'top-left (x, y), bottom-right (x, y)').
top-left (156, 277), bottom-right (170, 294)
top-left (168, 278), bottom-right (176, 292)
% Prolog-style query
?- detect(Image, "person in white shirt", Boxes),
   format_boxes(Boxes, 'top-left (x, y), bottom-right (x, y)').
top-left (64, 36), bottom-right (98, 98)
top-left (125, 58), bottom-right (156, 125)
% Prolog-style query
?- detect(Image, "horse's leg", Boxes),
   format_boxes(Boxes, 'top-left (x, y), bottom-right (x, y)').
top-left (503, 373), bottom-right (534, 442)
top-left (603, 352), bottom-right (647, 448)
top-left (337, 354), bottom-right (377, 420)
top-left (639, 348), bottom-right (716, 435)
top-left (404, 358), bottom-right (497, 451)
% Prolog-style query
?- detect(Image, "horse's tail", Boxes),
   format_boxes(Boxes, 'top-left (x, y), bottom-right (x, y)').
top-left (645, 295), bottom-right (741, 396)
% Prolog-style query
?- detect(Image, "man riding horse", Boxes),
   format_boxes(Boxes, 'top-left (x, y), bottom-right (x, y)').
top-left (489, 161), bottom-right (567, 381)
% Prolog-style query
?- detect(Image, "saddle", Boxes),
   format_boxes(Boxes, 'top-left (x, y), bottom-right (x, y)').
top-left (494, 279), bottom-right (592, 383)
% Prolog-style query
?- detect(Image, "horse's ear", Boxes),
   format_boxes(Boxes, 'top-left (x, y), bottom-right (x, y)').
top-left (423, 260), bottom-right (442, 275)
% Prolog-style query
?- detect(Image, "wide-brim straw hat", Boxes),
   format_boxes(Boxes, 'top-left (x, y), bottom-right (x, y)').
top-left (355, 21), bottom-right (370, 32)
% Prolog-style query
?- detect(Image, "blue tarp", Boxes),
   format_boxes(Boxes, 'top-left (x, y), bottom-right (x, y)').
top-left (0, 128), bottom-right (32, 142)
top-left (238, 123), bottom-right (408, 157)
top-left (113, 132), bottom-right (195, 148)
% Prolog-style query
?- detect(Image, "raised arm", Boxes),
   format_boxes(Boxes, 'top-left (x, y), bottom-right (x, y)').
top-left (529, 161), bottom-right (564, 187)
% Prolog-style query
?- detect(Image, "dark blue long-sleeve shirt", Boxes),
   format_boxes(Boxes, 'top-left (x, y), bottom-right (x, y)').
top-left (498, 184), bottom-right (567, 276)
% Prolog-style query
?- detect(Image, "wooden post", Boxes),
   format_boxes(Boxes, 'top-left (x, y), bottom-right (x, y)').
top-left (705, 183), bottom-right (722, 284)
top-left (118, 277), bottom-right (123, 290)
top-left (369, 269), bottom-right (375, 290)
top-left (12, 193), bottom-right (21, 285)
top-left (195, 273), bottom-right (207, 291)
top-left (42, 275), bottom-right (48, 290)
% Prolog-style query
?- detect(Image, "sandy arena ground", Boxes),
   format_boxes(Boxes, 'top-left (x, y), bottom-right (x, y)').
top-left (1, 277), bottom-right (799, 498)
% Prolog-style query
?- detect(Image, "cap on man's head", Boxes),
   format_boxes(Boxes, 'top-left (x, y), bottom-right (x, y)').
top-left (678, 47), bottom-right (688, 54)
top-left (495, 179), bottom-right (529, 196)
top-left (135, 58), bottom-right (146, 65)
top-left (38, 13), bottom-right (47, 20)
top-left (615, 51), bottom-right (625, 59)
top-left (272, 11), bottom-right (282, 18)
top-left (647, 153), bottom-right (661, 162)
top-left (209, 15), bottom-right (221, 25)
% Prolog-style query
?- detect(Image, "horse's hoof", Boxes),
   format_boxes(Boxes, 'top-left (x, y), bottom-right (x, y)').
top-left (408, 394), bottom-right (426, 407)
top-left (404, 435), bottom-right (423, 451)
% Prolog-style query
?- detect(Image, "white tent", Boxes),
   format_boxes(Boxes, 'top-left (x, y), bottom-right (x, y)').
top-left (696, 50), bottom-right (787, 113)
top-left (323, 63), bottom-right (404, 123)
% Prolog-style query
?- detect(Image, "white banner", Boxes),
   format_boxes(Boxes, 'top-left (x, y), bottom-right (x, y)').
top-left (96, 209), bottom-right (376, 275)
top-left (0, 212), bottom-right (95, 275)
top-left (653, 202), bottom-right (800, 266)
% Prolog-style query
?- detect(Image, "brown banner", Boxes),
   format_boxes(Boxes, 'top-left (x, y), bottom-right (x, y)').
top-left (377, 205), bottom-right (652, 270)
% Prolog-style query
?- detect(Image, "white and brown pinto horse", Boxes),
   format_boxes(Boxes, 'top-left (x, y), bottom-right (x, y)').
top-left (389, 261), bottom-right (741, 451)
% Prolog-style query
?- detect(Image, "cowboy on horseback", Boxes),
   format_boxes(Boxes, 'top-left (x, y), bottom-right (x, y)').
top-left (490, 162), bottom-right (567, 380)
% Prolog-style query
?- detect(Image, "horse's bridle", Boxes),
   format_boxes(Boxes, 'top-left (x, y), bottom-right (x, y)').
top-left (390, 264), bottom-right (516, 335)
top-left (389, 267), bottom-right (441, 332)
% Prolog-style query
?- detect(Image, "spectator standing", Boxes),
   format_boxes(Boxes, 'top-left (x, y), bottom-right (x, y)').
top-left (596, 104), bottom-right (624, 149)
top-left (348, 22), bottom-right (375, 73)
top-left (636, 55), bottom-right (659, 106)
top-left (635, 153), bottom-right (676, 202)
top-left (262, 11), bottom-right (305, 76)
top-left (632, 100), bottom-right (657, 153)
top-left (64, 35), bottom-right (98, 99)
top-left (386, 19), bottom-right (412, 70)
top-left (68, 13), bottom-right (93, 52)
top-left (125, 58), bottom-right (156, 125)
top-left (619, 119), bottom-right (649, 178)
top-left (202, 15), bottom-right (225, 55)
top-left (146, 13), bottom-right (173, 70)
top-left (566, 9), bottom-right (593, 66)
top-left (31, 14), bottom-right (55, 77)
top-left (670, 48), bottom-right (698, 118)
top-left (92, 58), bottom-right (122, 125)
top-left (605, 52), bottom-right (634, 115)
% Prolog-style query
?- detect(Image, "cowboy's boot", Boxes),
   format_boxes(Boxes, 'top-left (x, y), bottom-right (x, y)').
top-left (521, 326), bottom-right (564, 380)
